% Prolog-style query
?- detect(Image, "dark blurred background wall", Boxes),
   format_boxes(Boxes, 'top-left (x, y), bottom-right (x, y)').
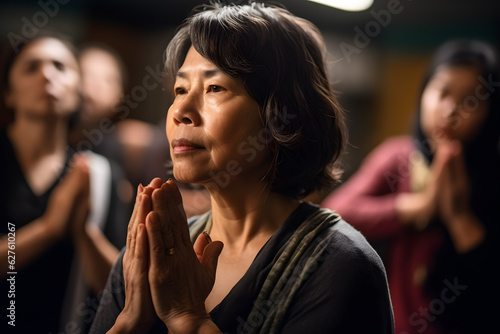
top-left (1, 0), bottom-right (499, 180)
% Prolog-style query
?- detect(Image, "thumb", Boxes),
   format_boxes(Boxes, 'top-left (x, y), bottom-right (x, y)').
top-left (193, 232), bottom-right (210, 262)
top-left (201, 240), bottom-right (224, 280)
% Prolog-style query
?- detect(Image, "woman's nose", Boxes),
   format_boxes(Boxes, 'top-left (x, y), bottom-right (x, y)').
top-left (441, 98), bottom-right (459, 120)
top-left (173, 91), bottom-right (202, 126)
top-left (41, 63), bottom-right (57, 82)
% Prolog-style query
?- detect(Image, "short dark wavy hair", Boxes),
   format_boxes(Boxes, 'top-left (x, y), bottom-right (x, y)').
top-left (164, 1), bottom-right (347, 199)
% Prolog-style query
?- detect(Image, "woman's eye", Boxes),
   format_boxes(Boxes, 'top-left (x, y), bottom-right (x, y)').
top-left (25, 62), bottom-right (38, 73)
top-left (53, 61), bottom-right (65, 71)
top-left (209, 85), bottom-right (222, 93)
top-left (175, 87), bottom-right (186, 95)
top-left (439, 88), bottom-right (450, 98)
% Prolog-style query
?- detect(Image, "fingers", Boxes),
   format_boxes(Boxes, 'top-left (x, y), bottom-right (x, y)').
top-left (58, 155), bottom-right (90, 199)
top-left (152, 186), bottom-right (175, 252)
top-left (136, 224), bottom-right (149, 272)
top-left (142, 178), bottom-right (163, 198)
top-left (137, 194), bottom-right (153, 227)
top-left (120, 222), bottom-right (158, 331)
top-left (448, 141), bottom-right (467, 181)
top-left (148, 177), bottom-right (164, 189)
top-left (68, 153), bottom-right (88, 170)
top-left (66, 154), bottom-right (90, 187)
top-left (162, 180), bottom-right (191, 248)
top-left (127, 178), bottom-right (163, 255)
top-left (201, 241), bottom-right (224, 281)
top-left (131, 177), bottom-right (190, 267)
top-left (151, 179), bottom-right (189, 251)
top-left (127, 184), bottom-right (144, 247)
top-left (144, 182), bottom-right (219, 326)
top-left (193, 232), bottom-right (223, 280)
top-left (432, 142), bottom-right (454, 183)
top-left (70, 188), bottom-right (92, 236)
top-left (434, 141), bottom-right (465, 185)
top-left (127, 185), bottom-right (145, 253)
top-left (130, 193), bottom-right (154, 255)
top-left (193, 232), bottom-right (211, 263)
top-left (146, 211), bottom-right (167, 266)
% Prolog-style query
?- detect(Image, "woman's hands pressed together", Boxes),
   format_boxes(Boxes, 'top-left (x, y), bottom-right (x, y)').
top-left (397, 140), bottom-right (486, 253)
top-left (43, 154), bottom-right (91, 241)
top-left (396, 140), bottom-right (486, 253)
top-left (111, 178), bottom-right (223, 334)
top-left (113, 178), bottom-right (162, 333)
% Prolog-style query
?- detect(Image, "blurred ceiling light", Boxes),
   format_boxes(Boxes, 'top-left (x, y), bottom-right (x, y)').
top-left (307, 0), bottom-right (374, 12)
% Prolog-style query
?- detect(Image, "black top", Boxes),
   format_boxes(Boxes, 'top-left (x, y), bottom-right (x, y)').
top-left (90, 202), bottom-right (394, 334)
top-left (1, 130), bottom-right (75, 333)
top-left (0, 131), bottom-right (128, 334)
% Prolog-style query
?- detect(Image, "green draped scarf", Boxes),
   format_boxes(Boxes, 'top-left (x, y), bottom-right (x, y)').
top-left (189, 208), bottom-right (341, 334)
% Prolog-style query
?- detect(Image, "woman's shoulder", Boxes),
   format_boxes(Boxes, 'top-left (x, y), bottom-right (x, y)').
top-left (314, 210), bottom-right (386, 273)
top-left (327, 218), bottom-right (381, 257)
top-left (280, 206), bottom-right (393, 332)
top-left (297, 204), bottom-right (382, 265)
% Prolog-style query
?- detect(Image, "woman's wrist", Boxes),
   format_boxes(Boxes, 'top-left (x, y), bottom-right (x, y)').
top-left (110, 311), bottom-right (155, 334)
top-left (71, 220), bottom-right (92, 245)
top-left (163, 313), bottom-right (221, 334)
top-left (395, 192), bottom-right (433, 229)
top-left (38, 216), bottom-right (65, 243)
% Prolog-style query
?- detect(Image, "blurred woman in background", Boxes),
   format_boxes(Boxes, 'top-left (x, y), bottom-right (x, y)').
top-left (323, 40), bottom-right (500, 333)
top-left (0, 32), bottom-right (128, 333)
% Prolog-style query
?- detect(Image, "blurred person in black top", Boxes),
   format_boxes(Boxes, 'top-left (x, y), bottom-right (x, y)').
top-left (0, 32), bottom-right (128, 333)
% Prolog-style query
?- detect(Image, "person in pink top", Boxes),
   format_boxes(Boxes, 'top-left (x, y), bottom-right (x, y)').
top-left (322, 40), bottom-right (500, 334)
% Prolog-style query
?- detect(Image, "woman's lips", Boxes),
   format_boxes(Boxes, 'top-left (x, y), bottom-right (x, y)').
top-left (171, 138), bottom-right (204, 154)
top-left (41, 91), bottom-right (58, 101)
top-left (174, 146), bottom-right (199, 153)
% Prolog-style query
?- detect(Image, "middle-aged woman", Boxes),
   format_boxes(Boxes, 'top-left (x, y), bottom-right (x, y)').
top-left (91, 2), bottom-right (394, 334)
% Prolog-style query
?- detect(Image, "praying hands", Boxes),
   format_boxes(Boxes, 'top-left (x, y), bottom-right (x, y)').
top-left (110, 178), bottom-right (223, 334)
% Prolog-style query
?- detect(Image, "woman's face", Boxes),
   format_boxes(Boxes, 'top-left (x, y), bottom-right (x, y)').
top-left (420, 65), bottom-right (489, 145)
top-left (5, 37), bottom-right (80, 119)
top-left (80, 49), bottom-right (123, 121)
top-left (166, 47), bottom-right (271, 188)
